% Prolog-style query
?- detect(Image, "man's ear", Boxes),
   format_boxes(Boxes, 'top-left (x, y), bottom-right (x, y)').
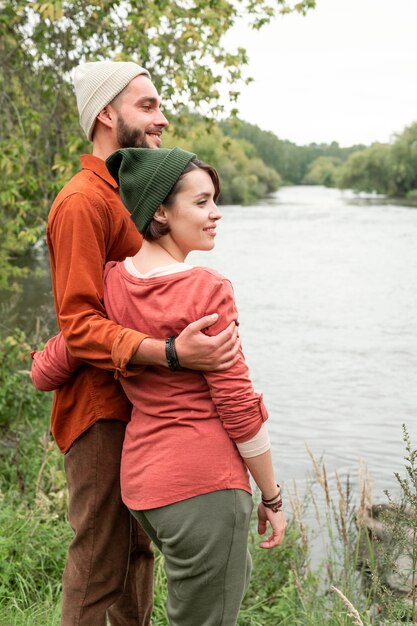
top-left (153, 206), bottom-right (169, 224)
top-left (96, 105), bottom-right (114, 130)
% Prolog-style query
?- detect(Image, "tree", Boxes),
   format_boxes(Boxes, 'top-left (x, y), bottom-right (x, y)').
top-left (165, 119), bottom-right (281, 204)
top-left (335, 122), bottom-right (417, 198)
top-left (387, 122), bottom-right (417, 197)
top-left (302, 156), bottom-right (342, 187)
top-left (336, 143), bottom-right (392, 195)
top-left (0, 0), bottom-right (315, 290)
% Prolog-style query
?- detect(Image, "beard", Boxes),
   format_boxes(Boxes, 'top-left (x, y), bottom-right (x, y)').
top-left (116, 116), bottom-right (150, 148)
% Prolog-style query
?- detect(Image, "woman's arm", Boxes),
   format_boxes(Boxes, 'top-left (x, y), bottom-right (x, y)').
top-left (201, 278), bottom-right (268, 444)
top-left (31, 333), bottom-right (82, 391)
top-left (201, 276), bottom-right (286, 548)
top-left (243, 450), bottom-right (287, 549)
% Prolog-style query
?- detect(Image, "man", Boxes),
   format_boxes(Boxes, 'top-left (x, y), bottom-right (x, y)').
top-left (47, 60), bottom-right (239, 626)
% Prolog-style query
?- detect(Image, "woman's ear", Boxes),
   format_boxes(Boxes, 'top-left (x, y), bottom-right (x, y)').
top-left (153, 205), bottom-right (169, 224)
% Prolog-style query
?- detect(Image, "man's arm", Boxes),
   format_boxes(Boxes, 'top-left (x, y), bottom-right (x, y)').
top-left (48, 193), bottom-right (146, 375)
top-left (30, 314), bottom-right (240, 393)
top-left (49, 193), bottom-right (239, 375)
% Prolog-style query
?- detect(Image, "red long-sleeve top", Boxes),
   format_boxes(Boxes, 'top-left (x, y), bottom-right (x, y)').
top-left (46, 155), bottom-right (146, 452)
top-left (32, 261), bottom-right (269, 509)
top-left (103, 262), bottom-right (268, 509)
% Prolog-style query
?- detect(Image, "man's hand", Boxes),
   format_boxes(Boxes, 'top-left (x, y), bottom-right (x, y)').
top-left (175, 314), bottom-right (240, 371)
top-left (131, 314), bottom-right (239, 370)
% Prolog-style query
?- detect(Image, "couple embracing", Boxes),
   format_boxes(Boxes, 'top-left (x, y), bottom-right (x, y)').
top-left (32, 60), bottom-right (286, 626)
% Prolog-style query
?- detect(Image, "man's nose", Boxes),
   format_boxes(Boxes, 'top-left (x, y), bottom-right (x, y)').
top-left (155, 109), bottom-right (169, 127)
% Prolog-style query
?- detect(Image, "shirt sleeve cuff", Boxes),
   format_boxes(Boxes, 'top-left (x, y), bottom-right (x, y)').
top-left (111, 328), bottom-right (149, 378)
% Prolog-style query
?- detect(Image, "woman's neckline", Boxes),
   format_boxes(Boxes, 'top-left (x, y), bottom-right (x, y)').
top-left (124, 257), bottom-right (194, 279)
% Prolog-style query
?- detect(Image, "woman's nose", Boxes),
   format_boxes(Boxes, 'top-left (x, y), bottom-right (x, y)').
top-left (210, 203), bottom-right (222, 221)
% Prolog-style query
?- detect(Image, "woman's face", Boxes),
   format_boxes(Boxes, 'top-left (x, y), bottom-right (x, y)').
top-left (164, 168), bottom-right (222, 258)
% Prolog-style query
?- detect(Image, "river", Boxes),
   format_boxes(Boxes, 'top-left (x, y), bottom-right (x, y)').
top-left (6, 185), bottom-right (417, 503)
top-left (189, 185), bottom-right (417, 502)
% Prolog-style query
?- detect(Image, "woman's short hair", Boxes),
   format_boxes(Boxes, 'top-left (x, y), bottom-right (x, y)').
top-left (142, 159), bottom-right (220, 242)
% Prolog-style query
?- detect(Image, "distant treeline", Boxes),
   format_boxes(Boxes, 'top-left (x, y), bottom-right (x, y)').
top-left (166, 112), bottom-right (367, 204)
top-left (333, 122), bottom-right (417, 200)
top-left (219, 116), bottom-right (417, 201)
top-left (164, 114), bottom-right (282, 205)
top-left (220, 119), bottom-right (364, 186)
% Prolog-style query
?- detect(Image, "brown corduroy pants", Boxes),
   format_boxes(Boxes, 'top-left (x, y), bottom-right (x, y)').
top-left (61, 419), bottom-right (154, 626)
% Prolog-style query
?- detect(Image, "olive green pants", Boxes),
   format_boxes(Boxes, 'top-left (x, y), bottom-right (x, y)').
top-left (130, 489), bottom-right (253, 626)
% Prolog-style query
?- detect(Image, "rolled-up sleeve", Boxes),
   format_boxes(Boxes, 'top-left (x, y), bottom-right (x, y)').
top-left (31, 333), bottom-right (82, 391)
top-left (202, 279), bottom-right (269, 443)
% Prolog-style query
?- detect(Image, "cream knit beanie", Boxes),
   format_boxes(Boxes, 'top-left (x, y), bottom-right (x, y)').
top-left (73, 61), bottom-right (151, 140)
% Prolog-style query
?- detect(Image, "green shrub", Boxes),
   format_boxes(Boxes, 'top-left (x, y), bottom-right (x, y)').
top-left (405, 188), bottom-right (417, 202)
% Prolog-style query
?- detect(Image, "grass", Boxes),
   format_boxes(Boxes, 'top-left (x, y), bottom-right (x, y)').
top-left (1, 330), bottom-right (417, 625)
top-left (2, 424), bottom-right (416, 626)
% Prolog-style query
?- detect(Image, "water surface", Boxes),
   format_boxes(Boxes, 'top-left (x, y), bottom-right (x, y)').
top-left (5, 185), bottom-right (417, 502)
top-left (190, 186), bottom-right (417, 501)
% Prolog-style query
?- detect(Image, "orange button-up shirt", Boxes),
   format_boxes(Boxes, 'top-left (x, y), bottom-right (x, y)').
top-left (47, 154), bottom-right (146, 452)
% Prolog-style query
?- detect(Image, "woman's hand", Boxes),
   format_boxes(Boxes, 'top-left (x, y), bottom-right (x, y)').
top-left (257, 502), bottom-right (287, 549)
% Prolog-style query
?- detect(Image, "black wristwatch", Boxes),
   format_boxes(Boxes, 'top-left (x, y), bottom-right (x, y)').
top-left (165, 336), bottom-right (182, 371)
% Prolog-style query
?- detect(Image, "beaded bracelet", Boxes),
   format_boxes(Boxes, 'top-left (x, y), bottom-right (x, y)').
top-left (165, 336), bottom-right (182, 371)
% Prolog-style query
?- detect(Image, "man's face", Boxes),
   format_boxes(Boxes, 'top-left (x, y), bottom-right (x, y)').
top-left (112, 75), bottom-right (169, 149)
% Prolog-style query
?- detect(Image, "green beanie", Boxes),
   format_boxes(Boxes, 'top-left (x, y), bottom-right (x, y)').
top-left (106, 147), bottom-right (196, 233)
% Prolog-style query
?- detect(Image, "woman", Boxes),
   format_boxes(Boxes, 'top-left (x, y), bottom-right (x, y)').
top-left (32, 147), bottom-right (286, 626)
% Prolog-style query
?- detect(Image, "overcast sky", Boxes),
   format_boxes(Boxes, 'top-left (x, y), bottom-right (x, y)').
top-left (224, 0), bottom-right (417, 147)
